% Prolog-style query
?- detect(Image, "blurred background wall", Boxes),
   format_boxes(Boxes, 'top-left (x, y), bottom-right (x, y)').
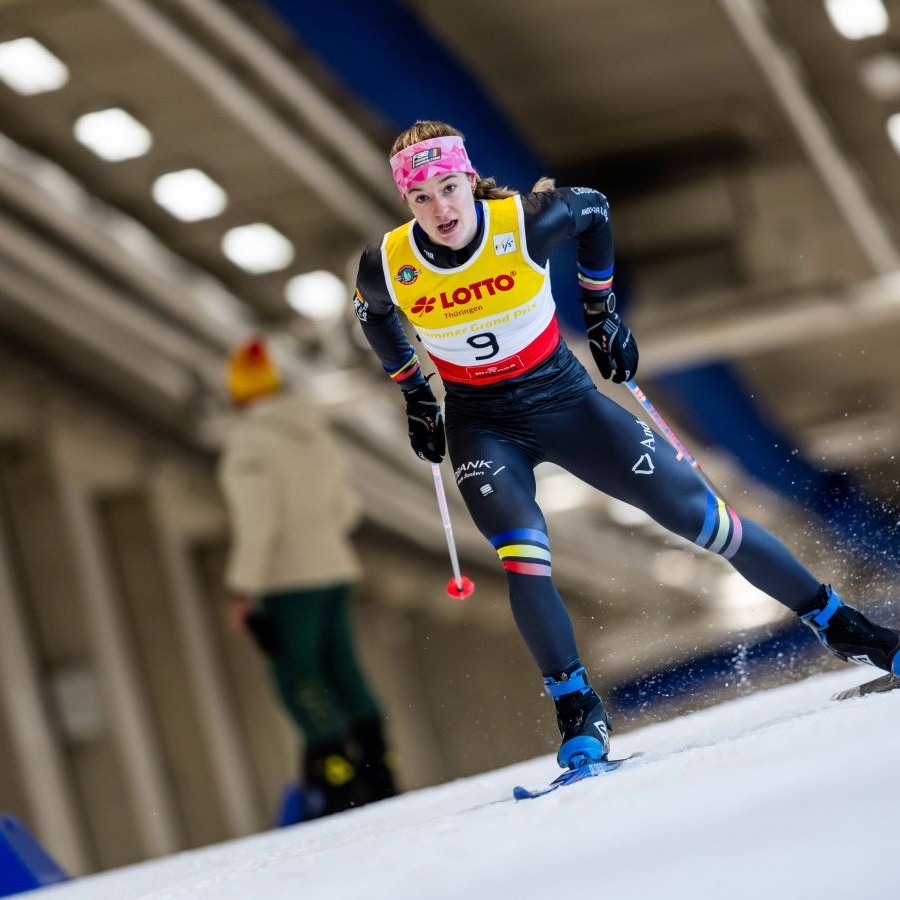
top-left (1, 0), bottom-right (900, 877)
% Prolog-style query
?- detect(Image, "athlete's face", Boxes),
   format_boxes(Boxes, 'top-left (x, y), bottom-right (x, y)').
top-left (406, 172), bottom-right (478, 250)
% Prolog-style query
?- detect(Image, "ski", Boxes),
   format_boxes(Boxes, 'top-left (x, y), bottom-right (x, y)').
top-left (513, 753), bottom-right (641, 800)
top-left (833, 673), bottom-right (900, 702)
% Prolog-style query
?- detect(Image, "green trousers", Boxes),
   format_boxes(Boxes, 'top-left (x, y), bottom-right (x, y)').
top-left (258, 583), bottom-right (382, 749)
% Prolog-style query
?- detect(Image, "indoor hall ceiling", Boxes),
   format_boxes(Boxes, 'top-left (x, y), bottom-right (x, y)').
top-left (410, 0), bottom-right (900, 279)
top-left (406, 0), bottom-right (796, 176)
top-left (767, 0), bottom-right (900, 218)
top-left (0, 0), bottom-right (402, 327)
top-left (2, 0), bottom-right (900, 361)
top-left (410, 0), bottom-right (900, 217)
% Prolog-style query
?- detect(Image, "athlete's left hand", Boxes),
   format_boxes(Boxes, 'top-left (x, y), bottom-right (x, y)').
top-left (584, 307), bottom-right (639, 383)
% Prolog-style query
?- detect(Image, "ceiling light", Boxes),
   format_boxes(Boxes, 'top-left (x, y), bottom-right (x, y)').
top-left (860, 54), bottom-right (900, 101)
top-left (285, 270), bottom-right (348, 321)
top-left (73, 108), bottom-right (152, 161)
top-left (824, 0), bottom-right (889, 40)
top-left (152, 168), bottom-right (227, 222)
top-left (221, 223), bottom-right (294, 274)
top-left (887, 113), bottom-right (900, 154)
top-left (0, 37), bottom-right (69, 95)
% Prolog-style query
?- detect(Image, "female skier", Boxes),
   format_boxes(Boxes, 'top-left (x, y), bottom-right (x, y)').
top-left (353, 120), bottom-right (899, 770)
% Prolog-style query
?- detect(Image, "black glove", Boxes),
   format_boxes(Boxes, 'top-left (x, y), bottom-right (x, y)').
top-left (584, 295), bottom-right (639, 384)
top-left (404, 383), bottom-right (445, 463)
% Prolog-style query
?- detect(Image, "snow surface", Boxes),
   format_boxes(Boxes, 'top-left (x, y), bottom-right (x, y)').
top-left (43, 667), bottom-right (899, 900)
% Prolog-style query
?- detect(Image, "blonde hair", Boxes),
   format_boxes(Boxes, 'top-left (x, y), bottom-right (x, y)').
top-left (391, 120), bottom-right (554, 198)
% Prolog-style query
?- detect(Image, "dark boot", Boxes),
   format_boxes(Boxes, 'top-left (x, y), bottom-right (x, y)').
top-left (348, 717), bottom-right (399, 805)
top-left (797, 585), bottom-right (900, 675)
top-left (544, 662), bottom-right (611, 770)
top-left (303, 740), bottom-right (362, 818)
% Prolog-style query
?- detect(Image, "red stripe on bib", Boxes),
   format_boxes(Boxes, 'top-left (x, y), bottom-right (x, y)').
top-left (432, 318), bottom-right (560, 385)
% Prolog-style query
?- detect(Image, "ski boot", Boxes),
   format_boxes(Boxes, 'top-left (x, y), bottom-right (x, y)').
top-left (347, 717), bottom-right (399, 805)
top-left (303, 740), bottom-right (362, 818)
top-left (797, 585), bottom-right (900, 675)
top-left (544, 663), bottom-right (611, 769)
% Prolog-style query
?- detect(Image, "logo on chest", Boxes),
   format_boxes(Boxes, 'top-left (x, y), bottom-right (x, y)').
top-left (408, 272), bottom-right (517, 317)
top-left (493, 232), bottom-right (516, 255)
top-left (394, 265), bottom-right (421, 285)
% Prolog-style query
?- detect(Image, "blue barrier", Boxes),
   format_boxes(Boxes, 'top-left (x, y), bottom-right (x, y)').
top-left (275, 783), bottom-right (303, 827)
top-left (0, 814), bottom-right (69, 896)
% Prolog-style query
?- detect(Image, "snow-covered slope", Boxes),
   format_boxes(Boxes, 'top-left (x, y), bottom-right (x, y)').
top-left (44, 667), bottom-right (899, 900)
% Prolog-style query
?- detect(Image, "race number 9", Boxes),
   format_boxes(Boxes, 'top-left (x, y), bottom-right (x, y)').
top-left (467, 332), bottom-right (499, 360)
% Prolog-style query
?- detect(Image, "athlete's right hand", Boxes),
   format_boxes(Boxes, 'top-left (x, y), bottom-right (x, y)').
top-left (404, 383), bottom-right (446, 463)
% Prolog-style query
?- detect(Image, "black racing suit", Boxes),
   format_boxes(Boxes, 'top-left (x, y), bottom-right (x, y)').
top-left (355, 189), bottom-right (820, 675)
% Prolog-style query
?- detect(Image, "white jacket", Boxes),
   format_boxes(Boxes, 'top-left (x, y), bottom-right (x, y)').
top-left (217, 392), bottom-right (363, 595)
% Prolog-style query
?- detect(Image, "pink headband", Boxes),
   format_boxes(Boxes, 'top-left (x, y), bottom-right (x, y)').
top-left (389, 136), bottom-right (475, 197)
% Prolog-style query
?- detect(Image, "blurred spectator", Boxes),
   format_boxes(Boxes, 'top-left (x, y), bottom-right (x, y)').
top-left (217, 336), bottom-right (397, 819)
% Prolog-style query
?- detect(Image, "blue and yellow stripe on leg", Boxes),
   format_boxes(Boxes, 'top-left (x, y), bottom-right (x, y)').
top-left (490, 528), bottom-right (552, 576)
top-left (695, 492), bottom-right (743, 559)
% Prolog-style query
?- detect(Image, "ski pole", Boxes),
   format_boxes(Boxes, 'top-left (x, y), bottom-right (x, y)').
top-left (431, 463), bottom-right (475, 599)
top-left (624, 379), bottom-right (721, 496)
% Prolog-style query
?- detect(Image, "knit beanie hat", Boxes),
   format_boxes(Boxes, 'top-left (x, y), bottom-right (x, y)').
top-left (227, 337), bottom-right (281, 405)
